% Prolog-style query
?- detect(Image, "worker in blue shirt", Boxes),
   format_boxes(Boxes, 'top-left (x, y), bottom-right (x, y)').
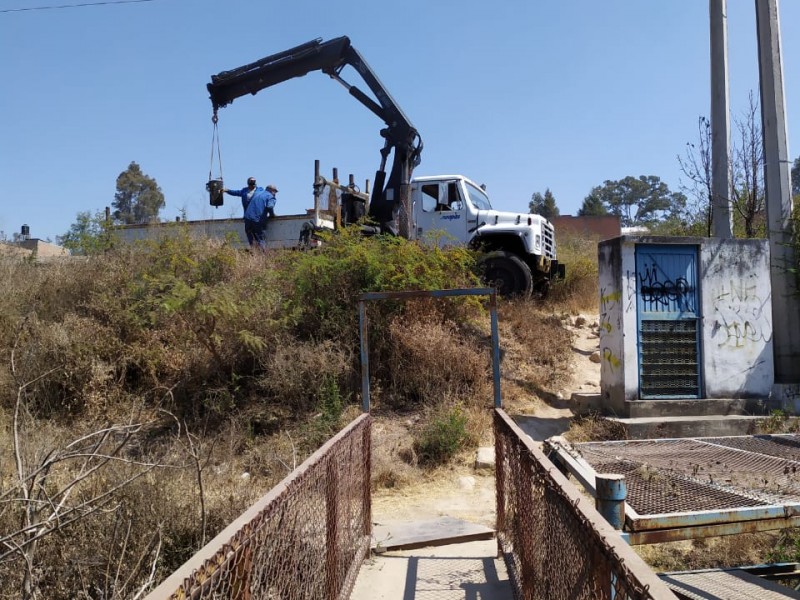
top-left (240, 184), bottom-right (278, 250)
top-left (224, 177), bottom-right (262, 212)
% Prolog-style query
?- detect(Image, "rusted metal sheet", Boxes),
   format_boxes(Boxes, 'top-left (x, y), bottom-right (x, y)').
top-left (623, 513), bottom-right (800, 544)
top-left (629, 503), bottom-right (800, 532)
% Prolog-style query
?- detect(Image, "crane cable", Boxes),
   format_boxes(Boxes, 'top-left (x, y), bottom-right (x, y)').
top-left (209, 111), bottom-right (223, 184)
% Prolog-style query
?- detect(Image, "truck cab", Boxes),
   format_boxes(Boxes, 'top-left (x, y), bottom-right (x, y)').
top-left (411, 175), bottom-right (560, 296)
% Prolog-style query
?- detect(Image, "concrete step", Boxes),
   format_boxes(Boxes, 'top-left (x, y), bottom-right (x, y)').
top-left (571, 393), bottom-right (768, 419)
top-left (609, 415), bottom-right (767, 439)
top-left (626, 398), bottom-right (764, 419)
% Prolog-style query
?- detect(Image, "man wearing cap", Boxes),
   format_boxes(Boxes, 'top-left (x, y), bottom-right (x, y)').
top-left (237, 183), bottom-right (278, 250)
top-left (264, 184), bottom-right (278, 218)
top-left (223, 177), bottom-right (262, 212)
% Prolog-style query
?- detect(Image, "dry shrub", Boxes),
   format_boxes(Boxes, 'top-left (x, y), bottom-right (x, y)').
top-left (370, 416), bottom-right (420, 490)
top-left (257, 337), bottom-right (353, 413)
top-left (636, 533), bottom-right (778, 573)
top-left (0, 412), bottom-right (288, 600)
top-left (383, 317), bottom-right (491, 407)
top-left (497, 300), bottom-right (573, 394)
top-left (566, 411), bottom-right (628, 442)
top-left (547, 231), bottom-right (600, 313)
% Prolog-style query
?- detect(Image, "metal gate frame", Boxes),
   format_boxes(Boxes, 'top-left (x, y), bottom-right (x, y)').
top-left (635, 244), bottom-right (703, 399)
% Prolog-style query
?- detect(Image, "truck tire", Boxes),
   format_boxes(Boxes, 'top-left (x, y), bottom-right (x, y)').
top-left (479, 251), bottom-right (533, 298)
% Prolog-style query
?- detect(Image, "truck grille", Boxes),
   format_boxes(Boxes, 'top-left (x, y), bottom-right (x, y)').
top-left (542, 220), bottom-right (556, 259)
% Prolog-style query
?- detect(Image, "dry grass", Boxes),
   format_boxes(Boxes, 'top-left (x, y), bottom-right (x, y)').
top-left (546, 231), bottom-right (600, 314)
top-left (636, 534), bottom-right (779, 573)
top-left (496, 300), bottom-right (573, 411)
top-left (565, 411), bottom-right (629, 442)
top-left (0, 234), bottom-right (595, 598)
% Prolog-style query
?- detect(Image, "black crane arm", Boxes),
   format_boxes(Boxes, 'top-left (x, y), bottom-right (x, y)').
top-left (207, 36), bottom-right (423, 234)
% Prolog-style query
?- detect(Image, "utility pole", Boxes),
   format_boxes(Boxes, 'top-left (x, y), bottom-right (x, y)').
top-left (710, 0), bottom-right (734, 238)
top-left (755, 0), bottom-right (800, 382)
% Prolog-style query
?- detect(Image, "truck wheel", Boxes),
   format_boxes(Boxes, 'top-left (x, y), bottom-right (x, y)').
top-left (479, 251), bottom-right (533, 298)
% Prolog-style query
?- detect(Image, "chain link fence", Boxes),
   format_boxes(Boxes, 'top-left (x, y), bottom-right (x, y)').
top-left (494, 409), bottom-right (676, 600)
top-left (145, 413), bottom-right (371, 600)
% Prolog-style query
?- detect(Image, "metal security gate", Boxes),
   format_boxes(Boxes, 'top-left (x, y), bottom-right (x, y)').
top-left (636, 245), bottom-right (702, 399)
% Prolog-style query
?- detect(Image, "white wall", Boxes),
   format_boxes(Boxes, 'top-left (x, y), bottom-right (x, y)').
top-left (598, 236), bottom-right (774, 414)
top-left (701, 239), bottom-right (773, 398)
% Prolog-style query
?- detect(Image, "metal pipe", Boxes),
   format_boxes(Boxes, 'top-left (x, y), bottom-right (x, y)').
top-left (595, 474), bottom-right (627, 530)
top-left (314, 160), bottom-right (321, 226)
top-left (489, 291), bottom-right (502, 408)
top-left (359, 300), bottom-right (370, 412)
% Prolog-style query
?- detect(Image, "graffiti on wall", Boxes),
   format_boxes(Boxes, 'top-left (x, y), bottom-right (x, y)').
top-left (599, 287), bottom-right (622, 371)
top-left (637, 261), bottom-right (694, 313)
top-left (711, 279), bottom-right (772, 349)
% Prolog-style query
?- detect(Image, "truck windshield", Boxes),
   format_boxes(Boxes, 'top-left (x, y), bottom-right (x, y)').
top-left (465, 182), bottom-right (492, 210)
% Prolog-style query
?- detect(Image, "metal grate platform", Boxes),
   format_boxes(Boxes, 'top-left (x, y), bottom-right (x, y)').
top-left (660, 568), bottom-right (800, 599)
top-left (574, 434), bottom-right (800, 516)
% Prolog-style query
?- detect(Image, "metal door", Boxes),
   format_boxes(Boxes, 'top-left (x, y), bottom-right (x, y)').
top-left (636, 245), bottom-right (702, 399)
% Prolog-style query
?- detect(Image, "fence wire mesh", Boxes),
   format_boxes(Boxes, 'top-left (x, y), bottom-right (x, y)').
top-left (494, 410), bottom-right (676, 600)
top-left (145, 414), bottom-right (371, 600)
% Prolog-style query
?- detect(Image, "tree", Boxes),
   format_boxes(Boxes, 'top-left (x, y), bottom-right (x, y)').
top-left (677, 93), bottom-right (771, 238)
top-left (112, 161), bottom-right (165, 225)
top-left (730, 92), bottom-right (765, 238)
top-left (677, 116), bottom-right (713, 236)
top-left (586, 175), bottom-right (686, 227)
top-left (577, 193), bottom-right (608, 217)
top-left (57, 209), bottom-right (114, 255)
top-left (792, 155), bottom-right (799, 199)
top-left (2, 319), bottom-right (165, 599)
top-left (529, 188), bottom-right (560, 219)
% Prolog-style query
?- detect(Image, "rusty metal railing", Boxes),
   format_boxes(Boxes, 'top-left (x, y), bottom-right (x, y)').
top-left (494, 409), bottom-right (677, 600)
top-left (144, 414), bottom-right (371, 600)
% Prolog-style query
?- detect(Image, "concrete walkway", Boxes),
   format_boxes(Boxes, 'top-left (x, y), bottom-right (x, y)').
top-left (350, 539), bottom-right (513, 600)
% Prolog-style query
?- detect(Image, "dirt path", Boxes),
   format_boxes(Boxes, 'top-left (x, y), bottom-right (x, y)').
top-left (514, 313), bottom-right (601, 442)
top-left (371, 312), bottom-right (601, 528)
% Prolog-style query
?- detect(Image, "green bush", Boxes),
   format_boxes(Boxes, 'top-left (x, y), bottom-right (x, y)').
top-left (413, 406), bottom-right (474, 467)
top-left (281, 226), bottom-right (482, 343)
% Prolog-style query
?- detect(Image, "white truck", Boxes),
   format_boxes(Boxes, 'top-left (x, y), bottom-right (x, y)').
top-left (207, 36), bottom-right (563, 297)
top-left (411, 174), bottom-right (558, 296)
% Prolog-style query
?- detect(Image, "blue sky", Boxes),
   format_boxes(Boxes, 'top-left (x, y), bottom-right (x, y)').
top-left (1, 0), bottom-right (798, 242)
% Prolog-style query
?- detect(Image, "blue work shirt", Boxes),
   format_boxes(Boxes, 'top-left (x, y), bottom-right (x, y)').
top-left (227, 186), bottom-right (263, 211)
top-left (243, 189), bottom-right (276, 224)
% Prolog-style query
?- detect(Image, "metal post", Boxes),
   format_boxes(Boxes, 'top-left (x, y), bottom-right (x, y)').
top-left (489, 292), bottom-right (502, 408)
top-left (314, 160), bottom-right (321, 226)
top-left (325, 460), bottom-right (339, 600)
top-left (756, 0), bottom-right (800, 382)
top-left (710, 0), bottom-right (733, 238)
top-left (595, 474), bottom-right (627, 530)
top-left (359, 300), bottom-right (370, 412)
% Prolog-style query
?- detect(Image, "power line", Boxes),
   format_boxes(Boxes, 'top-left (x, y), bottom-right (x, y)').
top-left (0, 0), bottom-right (158, 13)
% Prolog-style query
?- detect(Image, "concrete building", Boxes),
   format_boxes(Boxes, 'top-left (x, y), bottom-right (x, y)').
top-left (597, 235), bottom-right (773, 417)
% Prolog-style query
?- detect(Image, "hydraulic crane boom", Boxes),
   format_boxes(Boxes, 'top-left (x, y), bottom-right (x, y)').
top-left (207, 36), bottom-right (423, 236)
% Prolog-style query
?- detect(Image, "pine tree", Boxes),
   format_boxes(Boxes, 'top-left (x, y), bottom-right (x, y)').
top-left (112, 162), bottom-right (165, 224)
top-left (529, 188), bottom-right (560, 219)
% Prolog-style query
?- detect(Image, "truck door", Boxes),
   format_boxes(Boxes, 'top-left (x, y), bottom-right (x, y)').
top-left (415, 180), bottom-right (468, 246)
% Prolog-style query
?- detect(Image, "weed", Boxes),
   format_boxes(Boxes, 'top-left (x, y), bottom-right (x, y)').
top-left (566, 412), bottom-right (628, 442)
top-left (413, 406), bottom-right (475, 467)
top-left (758, 408), bottom-right (800, 434)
